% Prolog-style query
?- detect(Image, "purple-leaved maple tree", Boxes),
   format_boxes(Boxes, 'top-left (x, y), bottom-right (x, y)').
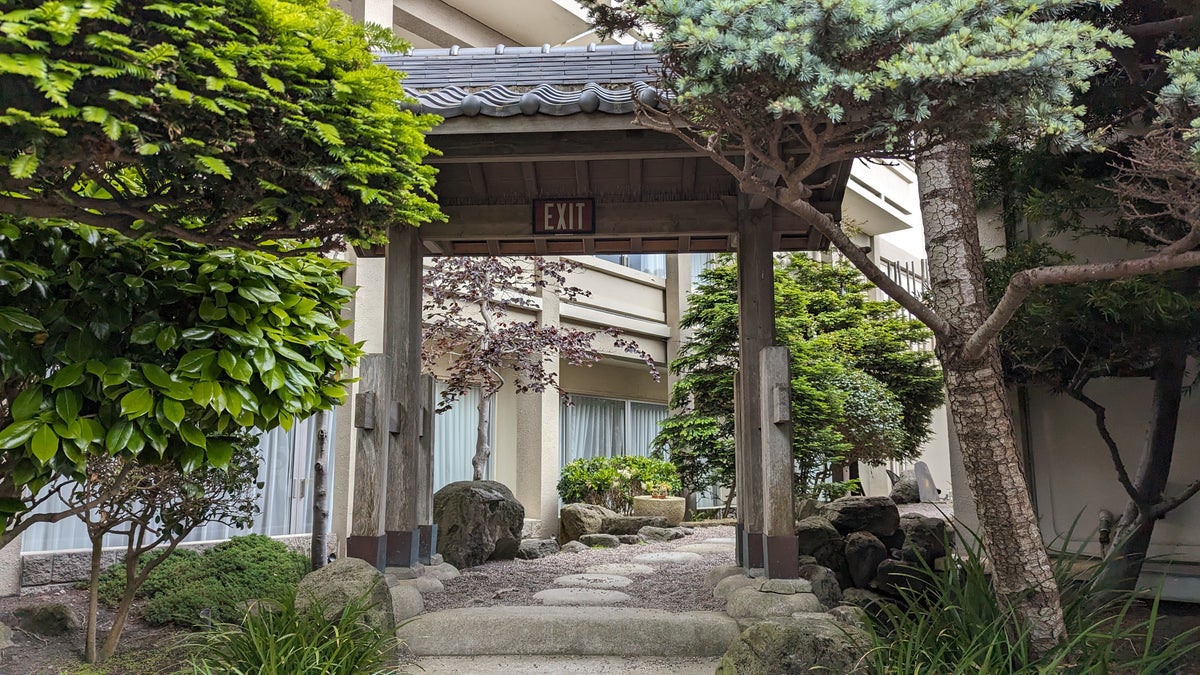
top-left (422, 256), bottom-right (659, 479)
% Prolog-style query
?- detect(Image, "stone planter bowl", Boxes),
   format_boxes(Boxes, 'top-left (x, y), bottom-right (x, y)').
top-left (632, 495), bottom-right (686, 526)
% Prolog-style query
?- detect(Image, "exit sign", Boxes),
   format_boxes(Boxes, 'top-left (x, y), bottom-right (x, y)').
top-left (533, 198), bottom-right (595, 234)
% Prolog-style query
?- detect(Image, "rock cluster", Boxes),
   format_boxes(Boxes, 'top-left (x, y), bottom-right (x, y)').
top-left (799, 496), bottom-right (953, 603)
top-left (557, 503), bottom-right (692, 549)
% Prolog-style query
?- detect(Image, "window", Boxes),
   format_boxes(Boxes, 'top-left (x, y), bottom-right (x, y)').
top-left (689, 252), bottom-right (718, 289)
top-left (24, 414), bottom-right (336, 553)
top-left (433, 384), bottom-right (494, 490)
top-left (596, 253), bottom-right (667, 277)
top-left (559, 394), bottom-right (668, 467)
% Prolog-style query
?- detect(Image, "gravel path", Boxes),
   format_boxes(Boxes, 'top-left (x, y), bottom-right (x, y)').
top-left (424, 525), bottom-right (735, 613)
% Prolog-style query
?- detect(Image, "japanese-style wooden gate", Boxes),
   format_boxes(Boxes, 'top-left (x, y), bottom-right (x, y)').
top-left (348, 44), bottom-right (852, 578)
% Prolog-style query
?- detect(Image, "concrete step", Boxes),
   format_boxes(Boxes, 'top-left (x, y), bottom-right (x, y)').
top-left (397, 606), bottom-right (740, 657)
top-left (406, 655), bottom-right (721, 674)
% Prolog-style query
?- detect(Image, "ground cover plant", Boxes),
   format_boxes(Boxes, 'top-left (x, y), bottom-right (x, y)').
top-left (95, 534), bottom-right (309, 629)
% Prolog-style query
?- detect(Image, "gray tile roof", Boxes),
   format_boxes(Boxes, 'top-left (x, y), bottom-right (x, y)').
top-left (379, 43), bottom-right (665, 118)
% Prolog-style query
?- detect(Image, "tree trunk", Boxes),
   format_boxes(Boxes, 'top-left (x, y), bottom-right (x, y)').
top-left (84, 536), bottom-right (102, 663)
top-left (472, 391), bottom-right (493, 481)
top-left (1099, 334), bottom-right (1188, 590)
top-left (917, 141), bottom-right (1066, 657)
top-left (310, 410), bottom-right (329, 570)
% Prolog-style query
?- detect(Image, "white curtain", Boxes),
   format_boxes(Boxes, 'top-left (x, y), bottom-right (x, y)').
top-left (628, 402), bottom-right (667, 458)
top-left (23, 414), bottom-right (334, 553)
top-left (560, 395), bottom-right (625, 466)
top-left (433, 384), bottom-right (491, 491)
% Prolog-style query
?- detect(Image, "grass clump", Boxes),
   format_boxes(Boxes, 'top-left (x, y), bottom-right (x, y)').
top-left (188, 590), bottom-right (397, 675)
top-left (858, 526), bottom-right (1199, 673)
top-left (95, 534), bottom-right (309, 628)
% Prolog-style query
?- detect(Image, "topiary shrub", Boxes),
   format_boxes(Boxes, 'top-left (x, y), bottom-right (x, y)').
top-left (557, 455), bottom-right (681, 513)
top-left (95, 534), bottom-right (309, 628)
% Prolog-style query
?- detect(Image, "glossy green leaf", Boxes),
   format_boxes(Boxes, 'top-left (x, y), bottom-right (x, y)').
top-left (30, 425), bottom-right (58, 463)
top-left (0, 420), bottom-right (39, 449)
top-left (105, 420), bottom-right (134, 454)
top-left (179, 422), bottom-right (206, 449)
top-left (206, 439), bottom-right (233, 469)
top-left (55, 390), bottom-right (82, 422)
top-left (162, 398), bottom-right (185, 426)
top-left (142, 363), bottom-right (174, 388)
top-left (119, 388), bottom-right (155, 418)
top-left (11, 387), bottom-right (45, 421)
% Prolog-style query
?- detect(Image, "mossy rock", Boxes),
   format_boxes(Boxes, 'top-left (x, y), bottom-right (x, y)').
top-left (716, 617), bottom-right (868, 674)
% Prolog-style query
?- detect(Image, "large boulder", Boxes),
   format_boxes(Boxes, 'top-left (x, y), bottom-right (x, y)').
top-left (516, 538), bottom-right (560, 560)
top-left (579, 533), bottom-right (621, 548)
top-left (811, 536), bottom-right (851, 590)
top-left (889, 471), bottom-right (920, 504)
top-left (13, 603), bottom-right (77, 636)
top-left (898, 513), bottom-right (953, 564)
top-left (844, 531), bottom-right (888, 589)
top-left (794, 516), bottom-right (841, 555)
top-left (559, 503), bottom-right (618, 543)
top-left (716, 617), bottom-right (868, 674)
top-left (798, 564), bottom-right (842, 609)
top-left (600, 515), bottom-right (669, 536)
top-left (296, 558), bottom-right (394, 635)
top-left (820, 496), bottom-right (900, 538)
top-left (433, 480), bottom-right (524, 569)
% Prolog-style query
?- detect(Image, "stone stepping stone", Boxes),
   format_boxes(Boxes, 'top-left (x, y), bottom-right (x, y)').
top-left (632, 551), bottom-right (702, 564)
top-left (674, 543), bottom-right (734, 554)
top-left (704, 537), bottom-right (736, 545)
top-left (533, 588), bottom-right (632, 606)
top-left (586, 563), bottom-right (657, 576)
top-left (553, 573), bottom-right (633, 589)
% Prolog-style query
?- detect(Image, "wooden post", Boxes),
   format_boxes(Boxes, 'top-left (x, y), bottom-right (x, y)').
top-left (760, 347), bottom-right (799, 578)
top-left (736, 199), bottom-right (774, 570)
top-left (384, 225), bottom-right (422, 567)
top-left (348, 354), bottom-right (389, 569)
top-left (417, 374), bottom-right (437, 563)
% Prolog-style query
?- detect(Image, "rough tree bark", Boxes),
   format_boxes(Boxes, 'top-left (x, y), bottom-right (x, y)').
top-left (310, 410), bottom-right (329, 570)
top-left (472, 391), bottom-right (493, 481)
top-left (917, 141), bottom-right (1067, 654)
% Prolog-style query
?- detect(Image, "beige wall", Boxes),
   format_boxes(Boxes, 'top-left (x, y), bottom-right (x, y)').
top-left (1025, 376), bottom-right (1200, 563)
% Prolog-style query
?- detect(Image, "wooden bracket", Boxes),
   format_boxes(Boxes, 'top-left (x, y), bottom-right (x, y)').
top-left (389, 403), bottom-right (402, 435)
top-left (354, 392), bottom-right (376, 430)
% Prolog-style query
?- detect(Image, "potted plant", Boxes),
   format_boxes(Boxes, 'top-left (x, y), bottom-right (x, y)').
top-left (632, 481), bottom-right (686, 525)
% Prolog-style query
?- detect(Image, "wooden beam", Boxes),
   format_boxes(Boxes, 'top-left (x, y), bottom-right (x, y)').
top-left (428, 130), bottom-right (705, 164)
top-left (423, 200), bottom-right (824, 239)
top-left (574, 161), bottom-right (590, 194)
top-left (629, 159), bottom-right (643, 200)
top-left (466, 163), bottom-right (488, 198)
top-left (681, 157), bottom-right (698, 196)
top-left (521, 162), bottom-right (539, 198)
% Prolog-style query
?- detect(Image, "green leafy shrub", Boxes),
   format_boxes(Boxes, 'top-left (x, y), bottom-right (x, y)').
top-left (94, 548), bottom-right (202, 607)
top-left (859, 525), bottom-right (1199, 672)
top-left (557, 455), bottom-right (681, 513)
top-left (96, 535), bottom-right (308, 628)
top-left (188, 590), bottom-right (396, 675)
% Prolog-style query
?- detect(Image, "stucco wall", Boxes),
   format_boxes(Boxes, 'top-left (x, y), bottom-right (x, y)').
top-left (1024, 378), bottom-right (1200, 562)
